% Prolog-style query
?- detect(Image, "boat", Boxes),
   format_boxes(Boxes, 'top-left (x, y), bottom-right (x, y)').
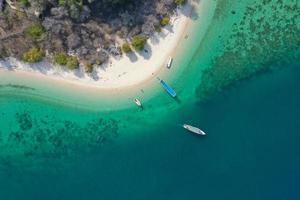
top-left (183, 124), bottom-right (206, 135)
top-left (133, 98), bottom-right (142, 107)
top-left (166, 57), bottom-right (173, 69)
top-left (160, 79), bottom-right (176, 97)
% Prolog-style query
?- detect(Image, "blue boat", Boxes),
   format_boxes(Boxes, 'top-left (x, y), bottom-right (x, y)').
top-left (160, 79), bottom-right (177, 97)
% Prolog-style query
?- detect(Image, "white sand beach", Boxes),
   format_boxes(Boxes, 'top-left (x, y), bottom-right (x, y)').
top-left (0, 2), bottom-right (194, 90)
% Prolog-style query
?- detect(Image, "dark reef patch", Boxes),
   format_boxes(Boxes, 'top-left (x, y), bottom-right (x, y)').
top-left (0, 84), bottom-right (35, 91)
top-left (196, 0), bottom-right (300, 101)
top-left (0, 110), bottom-right (120, 167)
top-left (16, 112), bottom-right (33, 131)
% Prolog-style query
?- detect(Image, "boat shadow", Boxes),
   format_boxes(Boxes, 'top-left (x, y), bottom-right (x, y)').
top-left (174, 96), bottom-right (182, 104)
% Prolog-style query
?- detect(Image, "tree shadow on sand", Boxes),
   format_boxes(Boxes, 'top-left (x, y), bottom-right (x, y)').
top-left (149, 28), bottom-right (169, 45)
top-left (175, 0), bottom-right (199, 21)
top-left (126, 52), bottom-right (138, 62)
top-left (149, 34), bottom-right (160, 45)
top-left (137, 43), bottom-right (152, 60)
top-left (164, 24), bottom-right (175, 34)
top-left (73, 68), bottom-right (85, 78)
top-left (90, 70), bottom-right (100, 81)
top-left (0, 58), bottom-right (53, 75)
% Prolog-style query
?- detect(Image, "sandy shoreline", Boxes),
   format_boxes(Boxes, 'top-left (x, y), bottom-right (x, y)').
top-left (0, 2), bottom-right (194, 90)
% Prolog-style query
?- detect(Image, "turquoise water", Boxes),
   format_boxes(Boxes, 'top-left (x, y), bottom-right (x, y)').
top-left (0, 0), bottom-right (300, 199)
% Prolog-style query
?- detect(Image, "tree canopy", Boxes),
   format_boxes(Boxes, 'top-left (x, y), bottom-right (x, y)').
top-left (131, 35), bottom-right (147, 51)
top-left (21, 48), bottom-right (45, 63)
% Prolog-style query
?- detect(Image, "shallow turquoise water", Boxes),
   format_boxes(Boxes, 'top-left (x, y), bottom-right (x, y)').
top-left (0, 0), bottom-right (300, 199)
top-left (1, 58), bottom-right (299, 200)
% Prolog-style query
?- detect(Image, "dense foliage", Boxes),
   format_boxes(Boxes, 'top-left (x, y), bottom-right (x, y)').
top-left (20, 0), bottom-right (30, 7)
top-left (84, 63), bottom-right (93, 73)
top-left (66, 56), bottom-right (79, 69)
top-left (174, 0), bottom-right (186, 6)
top-left (59, 0), bottom-right (83, 20)
top-left (53, 52), bottom-right (68, 65)
top-left (21, 48), bottom-right (45, 62)
top-left (121, 42), bottom-right (132, 54)
top-left (25, 24), bottom-right (45, 39)
top-left (131, 35), bottom-right (147, 51)
top-left (160, 16), bottom-right (170, 26)
top-left (53, 52), bottom-right (79, 69)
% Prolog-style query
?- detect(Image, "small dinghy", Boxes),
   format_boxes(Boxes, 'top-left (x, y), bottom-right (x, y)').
top-left (133, 98), bottom-right (142, 107)
top-left (183, 124), bottom-right (206, 135)
top-left (166, 57), bottom-right (173, 69)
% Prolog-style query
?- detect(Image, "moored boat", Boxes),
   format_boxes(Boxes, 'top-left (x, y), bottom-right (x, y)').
top-left (166, 57), bottom-right (173, 69)
top-left (133, 98), bottom-right (142, 107)
top-left (183, 124), bottom-right (206, 135)
top-left (160, 79), bottom-right (176, 97)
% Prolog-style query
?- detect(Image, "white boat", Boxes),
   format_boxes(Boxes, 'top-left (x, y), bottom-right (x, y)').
top-left (166, 57), bottom-right (173, 68)
top-left (183, 124), bottom-right (206, 135)
top-left (134, 98), bottom-right (142, 107)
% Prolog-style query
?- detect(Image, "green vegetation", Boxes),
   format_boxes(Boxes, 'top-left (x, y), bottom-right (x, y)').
top-left (121, 42), bottom-right (132, 53)
top-left (0, 50), bottom-right (8, 59)
top-left (174, 0), bottom-right (186, 6)
top-left (21, 48), bottom-right (45, 63)
top-left (131, 35), bottom-right (147, 51)
top-left (25, 24), bottom-right (45, 39)
top-left (58, 0), bottom-right (66, 6)
top-left (160, 16), bottom-right (170, 26)
top-left (95, 59), bottom-right (103, 65)
top-left (154, 25), bottom-right (162, 32)
top-left (58, 0), bottom-right (83, 20)
top-left (84, 63), bottom-right (93, 73)
top-left (53, 52), bottom-right (79, 69)
top-left (66, 56), bottom-right (79, 69)
top-left (19, 0), bottom-right (31, 7)
top-left (53, 52), bottom-right (68, 65)
top-left (59, 0), bottom-right (82, 7)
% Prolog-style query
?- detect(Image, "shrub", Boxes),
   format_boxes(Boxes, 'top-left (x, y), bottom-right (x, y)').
top-left (160, 16), bottom-right (170, 26)
top-left (174, 0), bottom-right (186, 6)
top-left (53, 52), bottom-right (79, 69)
top-left (84, 63), bottom-right (93, 73)
top-left (0, 48), bottom-right (8, 59)
top-left (131, 35), bottom-right (147, 51)
top-left (59, 0), bottom-right (83, 7)
top-left (66, 56), bottom-right (79, 69)
top-left (25, 24), bottom-right (45, 39)
top-left (95, 59), bottom-right (103, 65)
top-left (154, 25), bottom-right (162, 32)
top-left (20, 0), bottom-right (31, 7)
top-left (53, 52), bottom-right (68, 65)
top-left (21, 48), bottom-right (45, 63)
top-left (58, 0), bottom-right (66, 6)
top-left (58, 0), bottom-right (83, 20)
top-left (121, 42), bottom-right (132, 53)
